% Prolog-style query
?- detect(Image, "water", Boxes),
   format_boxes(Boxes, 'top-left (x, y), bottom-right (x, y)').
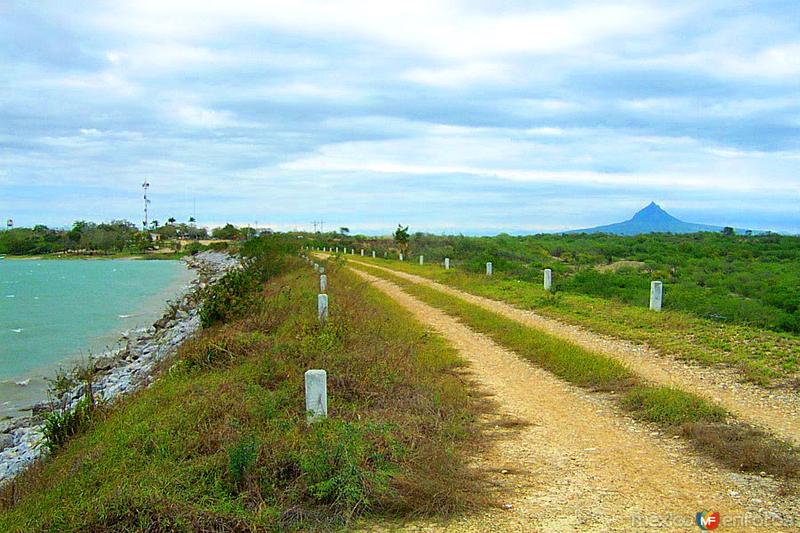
top-left (0, 259), bottom-right (195, 419)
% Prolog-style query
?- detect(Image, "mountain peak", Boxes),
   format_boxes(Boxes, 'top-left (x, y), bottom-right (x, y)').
top-left (565, 201), bottom-right (727, 235)
top-left (631, 202), bottom-right (676, 222)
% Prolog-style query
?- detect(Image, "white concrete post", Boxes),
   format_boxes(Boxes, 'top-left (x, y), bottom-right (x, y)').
top-left (399, 253), bottom-right (403, 261)
top-left (317, 294), bottom-right (329, 323)
top-left (486, 262), bottom-right (493, 276)
top-left (319, 266), bottom-right (324, 274)
top-left (650, 281), bottom-right (663, 311)
top-left (361, 249), bottom-right (364, 256)
top-left (304, 369), bottom-right (328, 421)
top-left (351, 248), bottom-right (355, 255)
top-left (444, 257), bottom-right (450, 270)
top-left (419, 255), bottom-right (424, 265)
top-left (335, 247), bottom-right (339, 253)
top-left (544, 269), bottom-right (552, 291)
top-left (320, 274), bottom-right (327, 293)
top-left (372, 251), bottom-right (376, 258)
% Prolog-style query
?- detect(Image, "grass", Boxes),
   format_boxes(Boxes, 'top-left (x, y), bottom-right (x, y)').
top-left (0, 251), bottom-right (489, 531)
top-left (621, 386), bottom-right (727, 426)
top-left (348, 259), bottom-right (800, 479)
top-left (683, 423), bottom-right (800, 478)
top-left (352, 256), bottom-right (800, 386)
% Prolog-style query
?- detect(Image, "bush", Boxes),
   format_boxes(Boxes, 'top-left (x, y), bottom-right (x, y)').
top-left (297, 420), bottom-right (397, 520)
top-left (199, 270), bottom-right (258, 327)
top-left (228, 434), bottom-right (260, 486)
top-left (183, 242), bottom-right (207, 255)
top-left (41, 397), bottom-right (95, 453)
top-left (209, 241), bottom-right (229, 251)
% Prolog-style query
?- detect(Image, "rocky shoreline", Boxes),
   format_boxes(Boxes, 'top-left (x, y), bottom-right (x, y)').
top-left (0, 251), bottom-right (239, 485)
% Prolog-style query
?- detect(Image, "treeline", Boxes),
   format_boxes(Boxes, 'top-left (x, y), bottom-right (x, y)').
top-left (0, 221), bottom-right (255, 256)
top-left (311, 230), bottom-right (800, 334)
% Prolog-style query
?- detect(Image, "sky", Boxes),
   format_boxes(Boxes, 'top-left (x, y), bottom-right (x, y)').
top-left (0, 1), bottom-right (798, 234)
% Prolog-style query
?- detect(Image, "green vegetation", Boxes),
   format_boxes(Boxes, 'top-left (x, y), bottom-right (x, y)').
top-left (0, 220), bottom-right (206, 256)
top-left (621, 386), bottom-right (727, 426)
top-left (0, 236), bottom-right (485, 531)
top-left (350, 255), bottom-right (799, 386)
top-left (0, 220), bottom-right (261, 257)
top-left (393, 224), bottom-right (409, 258)
top-left (315, 232), bottom-right (800, 334)
top-left (349, 261), bottom-right (800, 478)
top-left (41, 397), bottom-right (96, 454)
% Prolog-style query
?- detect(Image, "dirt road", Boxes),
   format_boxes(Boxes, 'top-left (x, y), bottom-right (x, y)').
top-left (346, 266), bottom-right (771, 532)
top-left (348, 258), bottom-right (800, 447)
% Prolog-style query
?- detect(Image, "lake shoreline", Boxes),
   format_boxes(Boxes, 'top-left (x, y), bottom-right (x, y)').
top-left (0, 251), bottom-right (239, 485)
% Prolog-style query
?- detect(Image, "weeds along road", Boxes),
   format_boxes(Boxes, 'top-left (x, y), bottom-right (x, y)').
top-left (342, 266), bottom-right (759, 532)
top-left (344, 257), bottom-right (800, 447)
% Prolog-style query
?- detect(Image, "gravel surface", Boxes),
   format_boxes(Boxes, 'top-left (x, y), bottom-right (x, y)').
top-left (350, 258), bottom-right (800, 447)
top-left (340, 260), bottom-right (799, 532)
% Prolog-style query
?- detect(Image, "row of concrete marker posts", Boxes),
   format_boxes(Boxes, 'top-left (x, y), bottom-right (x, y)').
top-left (299, 251), bottom-right (329, 421)
top-left (302, 247), bottom-right (664, 311)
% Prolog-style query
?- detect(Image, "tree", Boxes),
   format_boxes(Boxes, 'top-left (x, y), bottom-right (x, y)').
top-left (167, 217), bottom-right (176, 225)
top-left (339, 227), bottom-right (350, 235)
top-left (188, 216), bottom-right (196, 223)
top-left (394, 224), bottom-right (409, 256)
top-left (722, 226), bottom-right (735, 236)
top-left (212, 223), bottom-right (241, 240)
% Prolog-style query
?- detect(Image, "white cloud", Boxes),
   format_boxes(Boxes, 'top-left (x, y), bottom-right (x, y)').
top-left (172, 105), bottom-right (240, 128)
top-left (4, 1), bottom-right (800, 232)
top-left (259, 82), bottom-right (363, 101)
top-left (89, 1), bottom-right (674, 59)
top-left (279, 130), bottom-right (799, 193)
top-left (50, 72), bottom-right (137, 95)
top-left (404, 62), bottom-right (510, 87)
top-left (639, 42), bottom-right (800, 80)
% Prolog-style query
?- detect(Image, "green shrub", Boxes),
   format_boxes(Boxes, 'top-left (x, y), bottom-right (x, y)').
top-left (199, 270), bottom-right (258, 327)
top-left (183, 242), bottom-right (207, 255)
top-left (297, 420), bottom-right (397, 520)
top-left (209, 241), bottom-right (229, 251)
top-left (228, 434), bottom-right (260, 486)
top-left (41, 397), bottom-right (95, 453)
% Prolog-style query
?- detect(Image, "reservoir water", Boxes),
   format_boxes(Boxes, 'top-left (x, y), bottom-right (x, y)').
top-left (0, 259), bottom-right (195, 419)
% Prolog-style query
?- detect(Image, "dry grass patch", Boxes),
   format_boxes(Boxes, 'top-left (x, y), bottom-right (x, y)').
top-left (683, 422), bottom-right (800, 478)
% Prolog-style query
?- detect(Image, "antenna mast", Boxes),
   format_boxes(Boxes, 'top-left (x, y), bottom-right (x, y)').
top-left (142, 180), bottom-right (151, 230)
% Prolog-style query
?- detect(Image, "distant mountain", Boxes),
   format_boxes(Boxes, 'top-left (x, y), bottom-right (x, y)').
top-left (565, 202), bottom-right (754, 236)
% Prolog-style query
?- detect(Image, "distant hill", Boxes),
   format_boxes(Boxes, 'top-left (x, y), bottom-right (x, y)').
top-left (565, 202), bottom-right (755, 236)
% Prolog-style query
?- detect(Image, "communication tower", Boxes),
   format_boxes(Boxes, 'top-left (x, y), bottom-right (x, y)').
top-left (142, 180), bottom-right (151, 230)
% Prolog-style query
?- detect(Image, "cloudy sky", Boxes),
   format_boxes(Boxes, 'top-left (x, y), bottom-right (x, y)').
top-left (1, 1), bottom-right (798, 234)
